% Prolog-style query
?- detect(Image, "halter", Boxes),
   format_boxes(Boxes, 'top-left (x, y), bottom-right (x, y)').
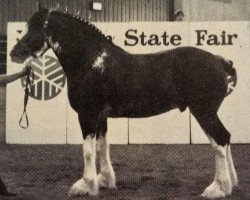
top-left (43, 8), bottom-right (51, 28)
top-left (42, 10), bottom-right (52, 49)
top-left (19, 11), bottom-right (51, 128)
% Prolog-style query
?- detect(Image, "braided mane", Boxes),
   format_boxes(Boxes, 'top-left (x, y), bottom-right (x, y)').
top-left (53, 11), bottom-right (113, 44)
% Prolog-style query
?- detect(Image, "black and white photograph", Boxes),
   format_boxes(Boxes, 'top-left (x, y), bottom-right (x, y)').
top-left (0, 0), bottom-right (250, 199)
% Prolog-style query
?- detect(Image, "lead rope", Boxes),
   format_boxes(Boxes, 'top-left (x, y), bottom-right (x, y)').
top-left (19, 67), bottom-right (34, 129)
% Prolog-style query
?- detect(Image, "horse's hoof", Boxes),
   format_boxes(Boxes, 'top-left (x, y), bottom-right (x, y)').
top-left (98, 173), bottom-right (116, 189)
top-left (68, 178), bottom-right (98, 197)
top-left (231, 175), bottom-right (238, 188)
top-left (201, 181), bottom-right (229, 199)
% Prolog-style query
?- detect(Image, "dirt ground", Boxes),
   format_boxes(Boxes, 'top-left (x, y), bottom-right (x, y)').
top-left (0, 144), bottom-right (249, 200)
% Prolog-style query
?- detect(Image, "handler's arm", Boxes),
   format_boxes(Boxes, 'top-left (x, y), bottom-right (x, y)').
top-left (0, 67), bottom-right (30, 85)
top-left (0, 71), bottom-right (24, 85)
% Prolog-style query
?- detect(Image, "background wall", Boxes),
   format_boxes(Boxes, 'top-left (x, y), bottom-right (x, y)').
top-left (0, 87), bottom-right (5, 142)
top-left (0, 34), bottom-right (6, 142)
top-left (1, 0), bottom-right (250, 143)
top-left (0, 0), bottom-right (172, 35)
top-left (175, 0), bottom-right (250, 21)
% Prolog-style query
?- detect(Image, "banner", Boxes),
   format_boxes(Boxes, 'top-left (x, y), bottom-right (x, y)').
top-left (7, 22), bottom-right (250, 144)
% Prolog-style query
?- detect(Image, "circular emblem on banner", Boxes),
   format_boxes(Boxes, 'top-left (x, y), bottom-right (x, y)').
top-left (21, 55), bottom-right (66, 101)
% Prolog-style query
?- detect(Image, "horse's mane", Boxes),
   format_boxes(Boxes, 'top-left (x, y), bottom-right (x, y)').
top-left (52, 11), bottom-right (113, 44)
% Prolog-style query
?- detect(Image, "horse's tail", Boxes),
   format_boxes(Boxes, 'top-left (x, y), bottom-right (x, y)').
top-left (217, 55), bottom-right (237, 96)
top-left (216, 55), bottom-right (236, 76)
top-left (222, 59), bottom-right (236, 77)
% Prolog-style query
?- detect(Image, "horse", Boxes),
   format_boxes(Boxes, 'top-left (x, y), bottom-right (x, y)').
top-left (10, 2), bottom-right (238, 199)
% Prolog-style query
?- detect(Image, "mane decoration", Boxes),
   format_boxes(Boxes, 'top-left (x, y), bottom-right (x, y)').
top-left (53, 11), bottom-right (113, 44)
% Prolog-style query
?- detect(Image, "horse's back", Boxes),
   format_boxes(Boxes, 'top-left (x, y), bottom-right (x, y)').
top-left (128, 46), bottom-right (228, 101)
top-left (106, 47), bottom-right (228, 117)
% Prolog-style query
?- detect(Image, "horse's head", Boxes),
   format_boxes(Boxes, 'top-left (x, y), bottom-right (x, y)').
top-left (10, 1), bottom-right (54, 63)
top-left (11, 0), bottom-right (114, 65)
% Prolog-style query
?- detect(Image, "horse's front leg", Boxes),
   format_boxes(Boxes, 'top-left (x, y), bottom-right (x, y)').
top-left (96, 119), bottom-right (116, 189)
top-left (68, 113), bottom-right (99, 196)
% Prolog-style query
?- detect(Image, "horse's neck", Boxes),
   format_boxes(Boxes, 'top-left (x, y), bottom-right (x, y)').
top-left (50, 30), bottom-right (106, 78)
top-left (48, 16), bottom-right (123, 79)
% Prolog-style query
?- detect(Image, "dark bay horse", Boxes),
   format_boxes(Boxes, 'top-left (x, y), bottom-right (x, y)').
top-left (10, 3), bottom-right (238, 199)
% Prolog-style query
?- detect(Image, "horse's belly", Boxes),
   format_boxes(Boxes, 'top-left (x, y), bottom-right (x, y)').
top-left (109, 100), bottom-right (178, 118)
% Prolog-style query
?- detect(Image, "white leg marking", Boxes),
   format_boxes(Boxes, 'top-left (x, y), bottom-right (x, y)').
top-left (226, 145), bottom-right (238, 187)
top-left (96, 134), bottom-right (116, 189)
top-left (201, 137), bottom-right (232, 199)
top-left (68, 135), bottom-right (98, 196)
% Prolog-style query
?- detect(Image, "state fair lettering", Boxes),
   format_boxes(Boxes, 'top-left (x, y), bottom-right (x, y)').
top-left (196, 30), bottom-right (238, 46)
top-left (124, 29), bottom-right (182, 46)
top-left (123, 29), bottom-right (238, 47)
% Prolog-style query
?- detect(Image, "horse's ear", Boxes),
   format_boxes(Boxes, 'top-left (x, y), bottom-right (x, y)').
top-left (37, 0), bottom-right (45, 11)
top-left (54, 3), bottom-right (60, 11)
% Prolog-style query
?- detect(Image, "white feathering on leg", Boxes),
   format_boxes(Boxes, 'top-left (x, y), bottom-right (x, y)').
top-left (97, 134), bottom-right (116, 189)
top-left (226, 145), bottom-right (238, 187)
top-left (68, 135), bottom-right (98, 196)
top-left (201, 137), bottom-right (232, 199)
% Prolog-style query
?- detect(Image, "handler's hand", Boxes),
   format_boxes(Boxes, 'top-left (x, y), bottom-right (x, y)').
top-left (21, 66), bottom-right (32, 76)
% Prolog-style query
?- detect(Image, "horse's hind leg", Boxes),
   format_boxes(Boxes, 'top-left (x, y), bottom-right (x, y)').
top-left (226, 145), bottom-right (238, 187)
top-left (96, 119), bottom-right (116, 189)
top-left (190, 102), bottom-right (237, 198)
